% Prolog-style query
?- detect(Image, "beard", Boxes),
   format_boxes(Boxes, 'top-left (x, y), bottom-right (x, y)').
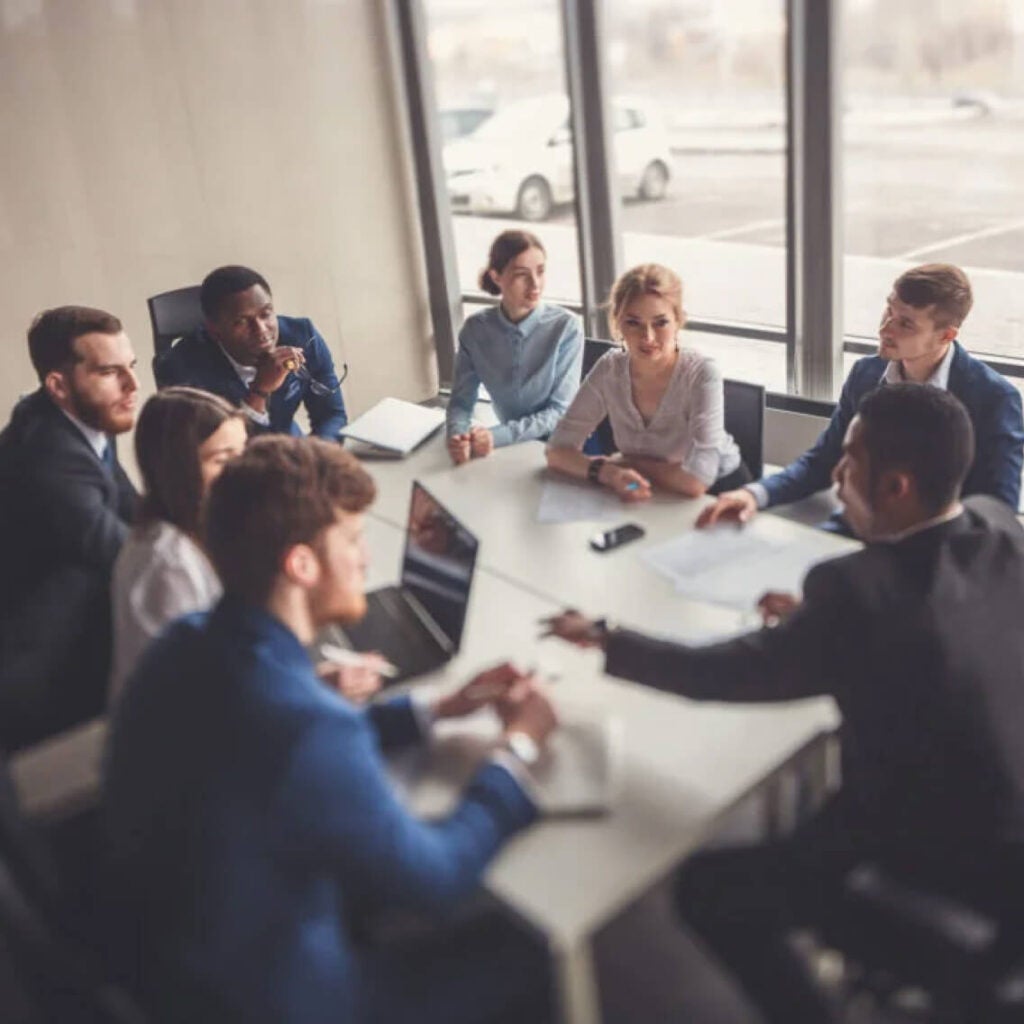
top-left (66, 386), bottom-right (134, 435)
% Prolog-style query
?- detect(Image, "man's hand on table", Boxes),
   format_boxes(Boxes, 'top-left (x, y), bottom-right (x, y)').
top-left (756, 591), bottom-right (801, 627)
top-left (316, 655), bottom-right (386, 704)
top-left (696, 488), bottom-right (758, 528)
top-left (538, 610), bottom-right (607, 649)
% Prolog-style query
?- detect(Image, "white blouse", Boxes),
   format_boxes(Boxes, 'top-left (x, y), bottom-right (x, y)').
top-left (549, 347), bottom-right (741, 485)
top-left (110, 520), bottom-right (222, 700)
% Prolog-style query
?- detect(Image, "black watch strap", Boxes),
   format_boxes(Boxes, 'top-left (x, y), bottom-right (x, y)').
top-left (587, 457), bottom-right (607, 484)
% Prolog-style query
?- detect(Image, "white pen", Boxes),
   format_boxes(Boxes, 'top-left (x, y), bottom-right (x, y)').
top-left (320, 643), bottom-right (399, 679)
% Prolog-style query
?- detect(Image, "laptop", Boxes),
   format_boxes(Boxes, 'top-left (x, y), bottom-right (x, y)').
top-left (341, 482), bottom-right (478, 683)
top-left (340, 397), bottom-right (445, 457)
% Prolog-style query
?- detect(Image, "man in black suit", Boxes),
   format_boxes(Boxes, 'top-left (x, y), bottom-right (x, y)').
top-left (544, 384), bottom-right (1024, 1022)
top-left (0, 307), bottom-right (139, 750)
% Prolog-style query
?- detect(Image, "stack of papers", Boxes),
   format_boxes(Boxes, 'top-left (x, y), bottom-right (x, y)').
top-left (537, 477), bottom-right (623, 524)
top-left (640, 526), bottom-right (832, 611)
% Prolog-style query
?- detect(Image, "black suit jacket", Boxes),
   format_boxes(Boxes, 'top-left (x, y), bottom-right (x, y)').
top-left (0, 391), bottom-right (137, 749)
top-left (606, 496), bottom-right (1024, 866)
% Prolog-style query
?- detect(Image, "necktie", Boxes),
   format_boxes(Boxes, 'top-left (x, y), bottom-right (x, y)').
top-left (102, 441), bottom-right (115, 469)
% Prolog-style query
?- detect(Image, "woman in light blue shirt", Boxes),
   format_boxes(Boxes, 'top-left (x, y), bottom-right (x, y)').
top-left (446, 230), bottom-right (584, 463)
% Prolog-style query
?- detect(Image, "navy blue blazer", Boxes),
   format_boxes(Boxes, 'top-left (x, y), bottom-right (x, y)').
top-left (102, 598), bottom-right (536, 1023)
top-left (154, 315), bottom-right (348, 439)
top-left (762, 342), bottom-right (1024, 510)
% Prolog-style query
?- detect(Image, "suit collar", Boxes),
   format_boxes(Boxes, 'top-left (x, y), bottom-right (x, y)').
top-left (211, 594), bottom-right (311, 670)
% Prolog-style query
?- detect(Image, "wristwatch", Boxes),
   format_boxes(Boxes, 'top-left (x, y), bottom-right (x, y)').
top-left (504, 731), bottom-right (541, 767)
top-left (248, 382), bottom-right (271, 400)
top-left (587, 457), bottom-right (607, 484)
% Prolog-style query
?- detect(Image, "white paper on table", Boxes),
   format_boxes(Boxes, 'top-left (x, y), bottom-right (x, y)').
top-left (640, 526), bottom-right (833, 611)
top-left (537, 477), bottom-right (623, 524)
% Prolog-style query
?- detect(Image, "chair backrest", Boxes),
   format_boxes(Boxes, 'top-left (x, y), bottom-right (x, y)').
top-left (0, 757), bottom-right (148, 1023)
top-left (146, 286), bottom-right (203, 361)
top-left (582, 338), bottom-right (618, 456)
top-left (723, 378), bottom-right (765, 481)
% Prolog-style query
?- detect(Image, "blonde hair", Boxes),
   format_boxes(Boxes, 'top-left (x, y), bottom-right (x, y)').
top-left (607, 263), bottom-right (684, 339)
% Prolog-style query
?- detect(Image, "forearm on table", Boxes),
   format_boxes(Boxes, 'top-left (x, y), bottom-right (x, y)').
top-left (620, 456), bottom-right (706, 497)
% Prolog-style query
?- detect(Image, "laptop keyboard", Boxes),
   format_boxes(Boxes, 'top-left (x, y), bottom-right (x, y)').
top-left (344, 588), bottom-right (446, 681)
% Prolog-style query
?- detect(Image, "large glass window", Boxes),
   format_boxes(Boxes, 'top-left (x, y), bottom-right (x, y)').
top-left (842, 0), bottom-right (1024, 365)
top-left (424, 0), bottom-right (583, 306)
top-left (605, 0), bottom-right (788, 365)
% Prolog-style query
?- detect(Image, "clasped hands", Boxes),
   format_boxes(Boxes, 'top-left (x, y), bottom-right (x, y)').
top-left (448, 426), bottom-right (494, 465)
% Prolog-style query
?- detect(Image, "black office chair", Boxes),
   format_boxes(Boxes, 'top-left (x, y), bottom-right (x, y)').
top-left (582, 338), bottom-right (617, 456)
top-left (0, 757), bottom-right (149, 1024)
top-left (723, 378), bottom-right (765, 481)
top-left (818, 862), bottom-right (1024, 1022)
top-left (146, 285), bottom-right (203, 367)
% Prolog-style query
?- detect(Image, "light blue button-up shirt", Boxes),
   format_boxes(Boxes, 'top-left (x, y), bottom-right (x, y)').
top-left (446, 302), bottom-right (584, 447)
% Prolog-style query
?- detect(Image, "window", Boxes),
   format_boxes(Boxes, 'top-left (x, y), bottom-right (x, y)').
top-left (842, 0), bottom-right (1024, 367)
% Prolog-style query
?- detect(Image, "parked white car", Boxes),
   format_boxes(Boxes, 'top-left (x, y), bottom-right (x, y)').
top-left (443, 95), bottom-right (672, 221)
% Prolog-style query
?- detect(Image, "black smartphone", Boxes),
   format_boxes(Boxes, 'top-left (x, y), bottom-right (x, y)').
top-left (589, 522), bottom-right (646, 553)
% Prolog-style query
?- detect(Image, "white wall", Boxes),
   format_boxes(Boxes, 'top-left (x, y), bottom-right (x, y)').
top-left (0, 0), bottom-right (436, 471)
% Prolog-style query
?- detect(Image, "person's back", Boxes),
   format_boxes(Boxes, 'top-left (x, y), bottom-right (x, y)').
top-left (105, 605), bottom-right (370, 1021)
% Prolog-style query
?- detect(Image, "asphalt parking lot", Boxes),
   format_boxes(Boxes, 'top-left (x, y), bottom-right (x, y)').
top-left (452, 110), bottom-right (1024, 362)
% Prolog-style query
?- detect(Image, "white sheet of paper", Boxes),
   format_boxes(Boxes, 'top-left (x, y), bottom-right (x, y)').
top-left (537, 477), bottom-right (623, 524)
top-left (640, 526), bottom-right (833, 611)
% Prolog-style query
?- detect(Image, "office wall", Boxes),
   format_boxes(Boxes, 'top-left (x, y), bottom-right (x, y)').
top-left (0, 0), bottom-right (435, 458)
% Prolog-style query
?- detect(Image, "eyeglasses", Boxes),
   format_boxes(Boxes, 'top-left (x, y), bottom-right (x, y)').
top-left (287, 344), bottom-right (349, 396)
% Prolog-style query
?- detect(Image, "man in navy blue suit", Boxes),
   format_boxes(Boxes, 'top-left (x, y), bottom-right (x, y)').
top-left (103, 435), bottom-right (555, 1023)
top-left (155, 264), bottom-right (348, 439)
top-left (699, 263), bottom-right (1024, 532)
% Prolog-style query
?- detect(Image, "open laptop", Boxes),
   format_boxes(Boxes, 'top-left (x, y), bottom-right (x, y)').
top-left (341, 482), bottom-right (478, 683)
top-left (340, 397), bottom-right (445, 457)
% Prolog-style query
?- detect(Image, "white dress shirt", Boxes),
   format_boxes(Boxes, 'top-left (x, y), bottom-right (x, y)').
top-left (110, 520), bottom-right (222, 699)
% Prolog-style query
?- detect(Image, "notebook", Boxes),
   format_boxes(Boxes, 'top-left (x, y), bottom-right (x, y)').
top-left (390, 712), bottom-right (623, 817)
top-left (340, 397), bottom-right (445, 456)
top-left (340, 482), bottom-right (478, 683)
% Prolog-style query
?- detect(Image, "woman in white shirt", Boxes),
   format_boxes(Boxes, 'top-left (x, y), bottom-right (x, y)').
top-left (110, 388), bottom-right (246, 698)
top-left (111, 388), bottom-right (384, 701)
top-left (546, 263), bottom-right (749, 501)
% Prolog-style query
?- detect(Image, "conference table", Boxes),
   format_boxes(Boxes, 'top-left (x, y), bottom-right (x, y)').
top-left (354, 435), bottom-right (858, 1024)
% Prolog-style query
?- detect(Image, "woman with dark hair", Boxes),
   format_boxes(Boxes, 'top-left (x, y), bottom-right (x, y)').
top-left (109, 387), bottom-right (246, 698)
top-left (446, 229), bottom-right (583, 463)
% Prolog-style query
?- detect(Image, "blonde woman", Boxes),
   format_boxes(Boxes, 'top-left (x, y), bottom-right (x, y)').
top-left (546, 263), bottom-right (749, 500)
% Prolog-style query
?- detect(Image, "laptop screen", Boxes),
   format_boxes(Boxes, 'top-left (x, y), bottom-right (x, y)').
top-left (400, 483), bottom-right (479, 651)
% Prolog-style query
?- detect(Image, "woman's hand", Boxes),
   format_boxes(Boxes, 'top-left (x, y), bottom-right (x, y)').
top-left (599, 462), bottom-right (652, 502)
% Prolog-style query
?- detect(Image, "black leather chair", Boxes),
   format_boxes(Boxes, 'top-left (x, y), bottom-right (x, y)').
top-left (723, 378), bottom-right (765, 481)
top-left (0, 757), bottom-right (148, 1023)
top-left (821, 862), bottom-right (1024, 1022)
top-left (146, 285), bottom-right (203, 368)
top-left (581, 338), bottom-right (617, 456)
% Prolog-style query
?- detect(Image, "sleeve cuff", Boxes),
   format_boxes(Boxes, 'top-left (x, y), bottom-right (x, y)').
top-left (746, 481), bottom-right (770, 509)
top-left (240, 402), bottom-right (271, 427)
top-left (409, 694), bottom-right (436, 738)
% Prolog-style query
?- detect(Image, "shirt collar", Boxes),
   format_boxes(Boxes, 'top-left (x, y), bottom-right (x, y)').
top-left (497, 303), bottom-right (541, 337)
top-left (58, 406), bottom-right (108, 460)
top-left (880, 342), bottom-right (955, 390)
top-left (205, 327), bottom-right (257, 386)
top-left (875, 503), bottom-right (964, 544)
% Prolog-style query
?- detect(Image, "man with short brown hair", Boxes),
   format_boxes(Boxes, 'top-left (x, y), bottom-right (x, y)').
top-left (0, 306), bottom-right (139, 749)
top-left (700, 262), bottom-right (1023, 532)
top-left (104, 435), bottom-right (556, 1023)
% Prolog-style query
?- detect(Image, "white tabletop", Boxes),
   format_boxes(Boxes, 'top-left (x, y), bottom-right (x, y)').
top-left (359, 519), bottom-right (838, 951)
top-left (384, 440), bottom-right (858, 644)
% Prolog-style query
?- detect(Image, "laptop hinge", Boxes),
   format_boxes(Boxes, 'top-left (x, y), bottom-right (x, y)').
top-left (404, 590), bottom-right (456, 656)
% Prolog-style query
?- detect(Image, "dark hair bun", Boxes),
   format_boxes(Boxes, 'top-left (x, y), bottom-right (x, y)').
top-left (478, 268), bottom-right (501, 295)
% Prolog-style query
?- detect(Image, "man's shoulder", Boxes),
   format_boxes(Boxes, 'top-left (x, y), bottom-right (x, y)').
top-left (844, 354), bottom-right (887, 396)
top-left (1, 391), bottom-right (93, 464)
top-left (157, 329), bottom-right (224, 380)
top-left (949, 344), bottom-right (1018, 404)
top-left (276, 314), bottom-right (317, 348)
top-left (962, 494), bottom-right (1024, 540)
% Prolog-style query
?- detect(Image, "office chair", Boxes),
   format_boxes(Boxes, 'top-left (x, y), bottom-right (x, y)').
top-left (0, 756), bottom-right (149, 1024)
top-left (818, 862), bottom-right (1024, 1022)
top-left (146, 285), bottom-right (203, 366)
top-left (723, 378), bottom-right (765, 481)
top-left (581, 338), bottom-right (617, 456)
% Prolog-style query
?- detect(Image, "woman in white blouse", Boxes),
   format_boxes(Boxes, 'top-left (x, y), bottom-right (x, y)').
top-left (110, 388), bottom-right (246, 698)
top-left (546, 263), bottom-right (750, 501)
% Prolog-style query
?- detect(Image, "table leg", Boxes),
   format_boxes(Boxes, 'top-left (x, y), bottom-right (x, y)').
top-left (552, 938), bottom-right (601, 1024)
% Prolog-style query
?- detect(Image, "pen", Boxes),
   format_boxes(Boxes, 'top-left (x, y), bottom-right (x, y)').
top-left (625, 482), bottom-right (639, 491)
top-left (320, 643), bottom-right (398, 679)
